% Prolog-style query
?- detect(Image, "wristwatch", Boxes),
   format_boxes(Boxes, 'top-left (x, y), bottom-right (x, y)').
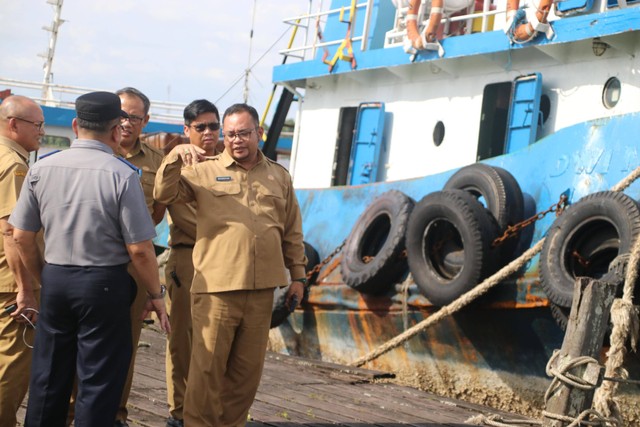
top-left (293, 278), bottom-right (308, 286)
top-left (148, 285), bottom-right (167, 300)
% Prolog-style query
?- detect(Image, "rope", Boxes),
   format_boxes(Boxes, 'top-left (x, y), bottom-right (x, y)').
top-left (592, 227), bottom-right (640, 422)
top-left (466, 414), bottom-right (542, 426)
top-left (351, 239), bottom-right (545, 367)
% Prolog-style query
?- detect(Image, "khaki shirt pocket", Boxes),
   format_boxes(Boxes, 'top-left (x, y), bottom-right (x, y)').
top-left (256, 183), bottom-right (286, 223)
top-left (210, 182), bottom-right (241, 196)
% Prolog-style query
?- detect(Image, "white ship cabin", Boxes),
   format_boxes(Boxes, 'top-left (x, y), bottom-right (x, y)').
top-left (273, 0), bottom-right (640, 188)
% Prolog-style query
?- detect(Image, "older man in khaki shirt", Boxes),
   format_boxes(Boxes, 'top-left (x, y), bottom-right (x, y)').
top-left (154, 103), bottom-right (306, 427)
top-left (0, 95), bottom-right (43, 427)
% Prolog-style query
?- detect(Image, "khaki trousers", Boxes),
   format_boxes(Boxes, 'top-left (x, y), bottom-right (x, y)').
top-left (184, 289), bottom-right (274, 427)
top-left (0, 291), bottom-right (38, 427)
top-left (164, 246), bottom-right (194, 420)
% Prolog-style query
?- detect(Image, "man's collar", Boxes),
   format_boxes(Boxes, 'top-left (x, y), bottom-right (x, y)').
top-left (220, 149), bottom-right (264, 169)
top-left (123, 139), bottom-right (142, 159)
top-left (0, 134), bottom-right (30, 161)
top-left (71, 139), bottom-right (115, 155)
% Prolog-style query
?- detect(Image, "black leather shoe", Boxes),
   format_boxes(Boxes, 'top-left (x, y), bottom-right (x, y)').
top-left (166, 417), bottom-right (184, 427)
top-left (114, 421), bottom-right (129, 427)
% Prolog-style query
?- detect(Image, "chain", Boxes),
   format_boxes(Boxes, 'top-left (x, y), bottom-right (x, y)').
top-left (492, 194), bottom-right (569, 247)
top-left (306, 239), bottom-right (346, 281)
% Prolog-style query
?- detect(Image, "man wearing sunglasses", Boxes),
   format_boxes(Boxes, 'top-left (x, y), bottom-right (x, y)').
top-left (155, 103), bottom-right (306, 427)
top-left (0, 94), bottom-right (43, 427)
top-left (158, 99), bottom-right (221, 427)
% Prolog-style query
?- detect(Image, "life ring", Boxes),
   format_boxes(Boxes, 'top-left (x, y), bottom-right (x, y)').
top-left (270, 241), bottom-right (320, 329)
top-left (540, 191), bottom-right (640, 308)
top-left (505, 0), bottom-right (554, 44)
top-left (444, 163), bottom-right (524, 262)
top-left (406, 189), bottom-right (500, 305)
top-left (341, 190), bottom-right (414, 295)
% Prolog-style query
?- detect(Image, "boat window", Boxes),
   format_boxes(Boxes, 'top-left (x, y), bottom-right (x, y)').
top-left (602, 77), bottom-right (621, 109)
top-left (433, 121), bottom-right (445, 147)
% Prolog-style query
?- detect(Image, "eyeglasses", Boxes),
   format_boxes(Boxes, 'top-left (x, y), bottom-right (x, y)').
top-left (190, 122), bottom-right (220, 133)
top-left (223, 128), bottom-right (256, 141)
top-left (121, 114), bottom-right (145, 125)
top-left (7, 116), bottom-right (45, 131)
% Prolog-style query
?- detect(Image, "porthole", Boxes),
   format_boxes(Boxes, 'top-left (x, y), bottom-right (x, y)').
top-left (433, 121), bottom-right (445, 147)
top-left (602, 77), bottom-right (621, 109)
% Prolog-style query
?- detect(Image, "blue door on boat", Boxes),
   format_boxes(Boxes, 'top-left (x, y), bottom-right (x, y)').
top-left (348, 102), bottom-right (386, 185)
top-left (505, 73), bottom-right (543, 154)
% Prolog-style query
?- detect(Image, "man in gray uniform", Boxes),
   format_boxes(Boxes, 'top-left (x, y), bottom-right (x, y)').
top-left (9, 91), bottom-right (170, 427)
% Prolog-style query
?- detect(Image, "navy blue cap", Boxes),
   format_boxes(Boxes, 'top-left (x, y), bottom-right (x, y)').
top-left (75, 91), bottom-right (129, 122)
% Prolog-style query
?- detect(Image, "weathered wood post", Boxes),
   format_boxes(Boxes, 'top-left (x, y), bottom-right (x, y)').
top-left (542, 271), bottom-right (621, 426)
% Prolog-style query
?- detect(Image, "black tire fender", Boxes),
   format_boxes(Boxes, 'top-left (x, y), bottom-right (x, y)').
top-left (540, 191), bottom-right (640, 307)
top-left (444, 164), bottom-right (524, 260)
top-left (406, 189), bottom-right (500, 306)
top-left (340, 190), bottom-right (414, 295)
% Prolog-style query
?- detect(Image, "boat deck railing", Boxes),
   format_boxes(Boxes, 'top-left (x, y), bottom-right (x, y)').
top-left (278, 0), bottom-right (625, 62)
top-left (278, 0), bottom-right (510, 61)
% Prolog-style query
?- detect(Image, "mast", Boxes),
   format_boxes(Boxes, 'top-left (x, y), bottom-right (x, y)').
top-left (40, 0), bottom-right (65, 105)
top-left (243, 0), bottom-right (258, 103)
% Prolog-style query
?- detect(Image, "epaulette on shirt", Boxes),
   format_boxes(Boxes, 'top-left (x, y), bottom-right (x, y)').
top-left (114, 155), bottom-right (142, 177)
top-left (264, 156), bottom-right (290, 173)
top-left (38, 149), bottom-right (61, 160)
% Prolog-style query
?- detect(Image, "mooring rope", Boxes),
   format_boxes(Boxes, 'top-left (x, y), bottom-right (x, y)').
top-left (592, 233), bottom-right (640, 423)
top-left (350, 239), bottom-right (545, 367)
top-left (347, 165), bottom-right (640, 425)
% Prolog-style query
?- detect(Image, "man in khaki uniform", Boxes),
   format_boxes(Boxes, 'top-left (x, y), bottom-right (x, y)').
top-left (155, 103), bottom-right (307, 427)
top-left (0, 95), bottom-right (43, 427)
top-left (115, 87), bottom-right (166, 427)
top-left (162, 99), bottom-right (222, 427)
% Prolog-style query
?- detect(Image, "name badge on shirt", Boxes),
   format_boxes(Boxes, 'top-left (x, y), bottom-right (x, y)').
top-left (216, 176), bottom-right (232, 182)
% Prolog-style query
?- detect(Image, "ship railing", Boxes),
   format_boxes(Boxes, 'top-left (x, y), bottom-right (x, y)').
top-left (384, 0), bottom-right (504, 48)
top-left (278, 0), bottom-right (509, 60)
top-left (280, 1), bottom-right (371, 61)
top-left (0, 77), bottom-right (184, 123)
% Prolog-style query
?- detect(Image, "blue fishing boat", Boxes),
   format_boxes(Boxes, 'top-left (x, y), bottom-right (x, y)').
top-left (266, 0), bottom-right (640, 422)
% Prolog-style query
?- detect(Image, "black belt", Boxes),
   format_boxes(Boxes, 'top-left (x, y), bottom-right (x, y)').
top-left (171, 243), bottom-right (194, 249)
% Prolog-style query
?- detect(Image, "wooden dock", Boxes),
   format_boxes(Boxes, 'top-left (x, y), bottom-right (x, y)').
top-left (18, 325), bottom-right (535, 426)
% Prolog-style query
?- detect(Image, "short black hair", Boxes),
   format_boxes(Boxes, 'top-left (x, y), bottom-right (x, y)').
top-left (77, 117), bottom-right (120, 133)
top-left (116, 87), bottom-right (151, 115)
top-left (223, 103), bottom-right (259, 127)
top-left (183, 99), bottom-right (220, 125)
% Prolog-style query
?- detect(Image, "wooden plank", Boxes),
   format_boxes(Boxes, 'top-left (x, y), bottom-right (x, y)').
top-left (543, 277), bottom-right (618, 427)
top-left (15, 325), bottom-right (538, 427)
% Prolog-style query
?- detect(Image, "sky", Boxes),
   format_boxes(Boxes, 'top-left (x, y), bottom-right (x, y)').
top-left (0, 1), bottom-right (318, 124)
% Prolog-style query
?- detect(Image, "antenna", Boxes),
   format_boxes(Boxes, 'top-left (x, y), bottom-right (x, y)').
top-left (40, 0), bottom-right (65, 105)
top-left (243, 0), bottom-right (258, 104)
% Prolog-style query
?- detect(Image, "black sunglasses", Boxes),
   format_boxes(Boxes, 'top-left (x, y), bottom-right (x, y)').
top-left (190, 122), bottom-right (220, 133)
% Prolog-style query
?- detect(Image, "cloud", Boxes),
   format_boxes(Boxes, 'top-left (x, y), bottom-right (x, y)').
top-left (0, 0), bottom-right (316, 121)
